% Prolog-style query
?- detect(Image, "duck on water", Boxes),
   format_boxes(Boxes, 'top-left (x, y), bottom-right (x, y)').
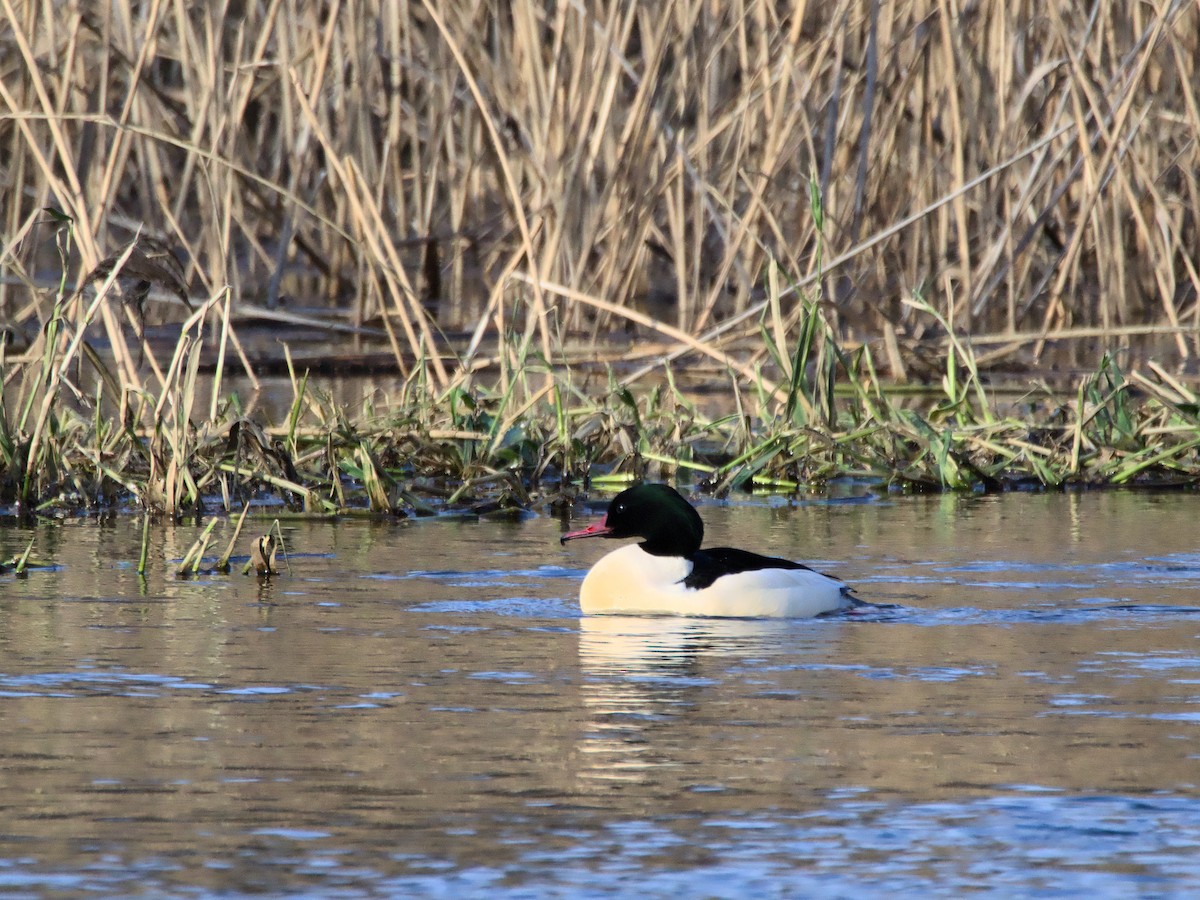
top-left (561, 483), bottom-right (856, 618)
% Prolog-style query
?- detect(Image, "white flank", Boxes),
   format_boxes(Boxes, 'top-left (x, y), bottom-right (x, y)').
top-left (578, 544), bottom-right (849, 618)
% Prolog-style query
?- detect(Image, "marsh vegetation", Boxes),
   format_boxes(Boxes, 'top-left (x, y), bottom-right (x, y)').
top-left (3, 1), bottom-right (1200, 518)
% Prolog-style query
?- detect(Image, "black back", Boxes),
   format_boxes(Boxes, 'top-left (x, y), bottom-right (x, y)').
top-left (683, 546), bottom-right (816, 590)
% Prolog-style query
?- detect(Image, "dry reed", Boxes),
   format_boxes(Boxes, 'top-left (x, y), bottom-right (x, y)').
top-left (4, 1), bottom-right (1200, 517)
top-left (2, 0), bottom-right (1198, 380)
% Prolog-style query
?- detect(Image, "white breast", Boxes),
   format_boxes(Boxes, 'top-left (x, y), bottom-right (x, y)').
top-left (578, 544), bottom-right (849, 618)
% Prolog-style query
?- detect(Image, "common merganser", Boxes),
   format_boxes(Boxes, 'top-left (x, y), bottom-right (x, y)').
top-left (560, 484), bottom-right (855, 618)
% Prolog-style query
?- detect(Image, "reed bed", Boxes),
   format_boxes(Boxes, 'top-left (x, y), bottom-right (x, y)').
top-left (3, 1), bottom-right (1200, 518)
top-left (5, 249), bottom-right (1200, 522)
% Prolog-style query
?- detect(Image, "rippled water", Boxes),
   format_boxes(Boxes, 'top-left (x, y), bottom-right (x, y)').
top-left (2, 490), bottom-right (1200, 897)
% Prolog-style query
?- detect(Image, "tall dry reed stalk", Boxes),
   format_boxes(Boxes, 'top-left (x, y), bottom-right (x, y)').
top-left (1, 0), bottom-right (1198, 393)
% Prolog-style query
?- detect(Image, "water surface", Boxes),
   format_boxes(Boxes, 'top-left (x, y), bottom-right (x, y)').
top-left (2, 490), bottom-right (1200, 896)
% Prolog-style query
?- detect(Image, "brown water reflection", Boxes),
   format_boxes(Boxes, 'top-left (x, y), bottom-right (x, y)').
top-left (1, 491), bottom-right (1200, 895)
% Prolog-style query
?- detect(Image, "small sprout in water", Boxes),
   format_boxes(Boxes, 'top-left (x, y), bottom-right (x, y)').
top-left (250, 534), bottom-right (278, 576)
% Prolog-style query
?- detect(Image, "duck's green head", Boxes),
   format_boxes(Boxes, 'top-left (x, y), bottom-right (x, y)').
top-left (561, 483), bottom-right (704, 556)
